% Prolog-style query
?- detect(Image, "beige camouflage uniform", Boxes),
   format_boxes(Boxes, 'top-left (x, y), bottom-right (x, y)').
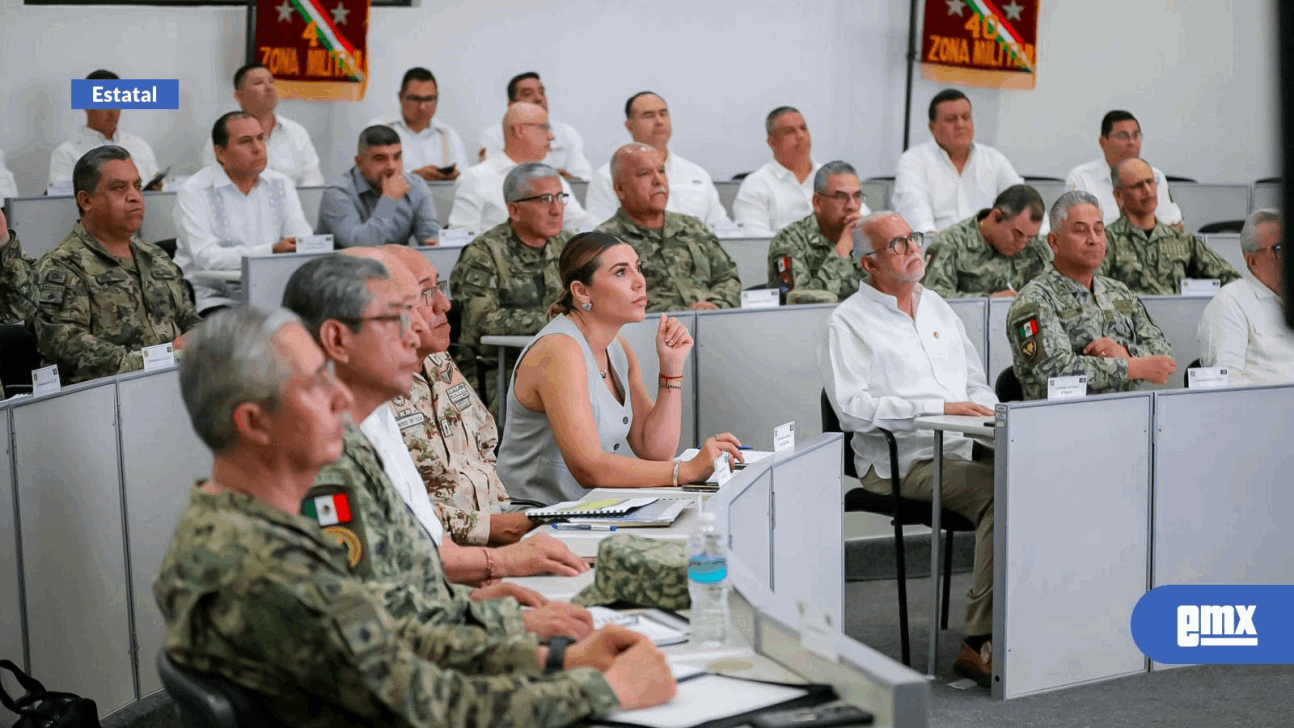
top-left (34, 222), bottom-right (200, 384)
top-left (597, 210), bottom-right (741, 312)
top-left (154, 485), bottom-right (619, 728)
top-left (1099, 216), bottom-right (1241, 295)
top-left (450, 222), bottom-right (569, 411)
top-left (765, 213), bottom-right (863, 303)
top-left (1008, 267), bottom-right (1174, 400)
top-left (923, 210), bottom-right (1053, 298)
top-left (1, 230), bottom-right (37, 324)
top-left (393, 353), bottom-right (510, 546)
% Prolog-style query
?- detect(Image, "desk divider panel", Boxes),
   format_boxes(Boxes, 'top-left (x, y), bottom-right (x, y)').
top-left (1167, 183), bottom-right (1251, 233)
top-left (243, 252), bottom-right (335, 310)
top-left (117, 369), bottom-right (214, 696)
top-left (1202, 233), bottom-right (1245, 275)
top-left (0, 405), bottom-right (24, 677)
top-left (615, 312), bottom-right (697, 446)
top-left (429, 181), bottom-right (455, 225)
top-left (718, 458), bottom-right (774, 595)
top-left (1251, 182), bottom-right (1280, 213)
top-left (418, 246), bottom-right (463, 284)
top-left (1031, 181), bottom-right (1067, 213)
top-left (1139, 296), bottom-right (1210, 389)
top-left (769, 434), bottom-right (844, 629)
top-left (987, 297), bottom-right (1013, 385)
top-left (861, 179), bottom-right (890, 211)
top-left (296, 186), bottom-right (326, 229)
top-left (7, 195), bottom-right (79, 258)
top-left (719, 236), bottom-right (773, 288)
top-left (568, 180), bottom-right (588, 206)
top-left (137, 191), bottom-right (178, 243)
top-left (946, 298), bottom-right (989, 374)
top-left (714, 180), bottom-right (741, 217)
top-left (12, 381), bottom-right (135, 713)
top-left (994, 393), bottom-right (1152, 698)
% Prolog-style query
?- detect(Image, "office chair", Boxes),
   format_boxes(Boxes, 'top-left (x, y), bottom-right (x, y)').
top-left (994, 367), bottom-right (1023, 403)
top-left (730, 172), bottom-right (751, 180)
top-left (153, 238), bottom-right (178, 259)
top-left (1256, 176), bottom-right (1282, 185)
top-left (156, 649), bottom-right (278, 728)
top-left (1022, 175), bottom-right (1063, 182)
top-left (820, 390), bottom-right (973, 667)
top-left (444, 300), bottom-right (490, 402)
top-left (1198, 220), bottom-right (1245, 234)
top-left (0, 323), bottom-right (40, 398)
top-left (1183, 358), bottom-right (1202, 388)
top-left (1165, 175), bottom-right (1198, 183)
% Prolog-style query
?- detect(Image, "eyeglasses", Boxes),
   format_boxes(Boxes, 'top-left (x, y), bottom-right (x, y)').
top-left (335, 311), bottom-right (412, 335)
top-left (1109, 131), bottom-right (1143, 142)
top-left (421, 280), bottom-right (451, 304)
top-left (818, 191), bottom-right (866, 204)
top-left (1255, 243), bottom-right (1283, 259)
top-left (402, 94), bottom-right (438, 105)
top-left (519, 122), bottom-right (552, 132)
top-left (863, 232), bottom-right (925, 256)
top-left (513, 192), bottom-right (569, 206)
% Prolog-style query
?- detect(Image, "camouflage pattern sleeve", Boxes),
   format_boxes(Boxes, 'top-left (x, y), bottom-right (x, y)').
top-left (1124, 295), bottom-right (1175, 358)
top-left (1007, 289), bottom-right (1127, 400)
top-left (451, 239), bottom-right (550, 345)
top-left (699, 229), bottom-right (741, 307)
top-left (34, 257), bottom-right (144, 382)
top-left (434, 503), bottom-right (489, 547)
top-left (1188, 234), bottom-right (1242, 286)
top-left (0, 231), bottom-right (37, 324)
top-left (921, 238), bottom-right (962, 298)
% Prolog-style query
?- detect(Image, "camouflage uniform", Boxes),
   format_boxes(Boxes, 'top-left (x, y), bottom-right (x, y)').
top-left (305, 424), bottom-right (524, 633)
top-left (34, 222), bottom-right (200, 384)
top-left (1008, 267), bottom-right (1174, 400)
top-left (154, 485), bottom-right (619, 728)
top-left (1099, 216), bottom-right (1241, 295)
top-left (1, 230), bottom-right (37, 324)
top-left (393, 353), bottom-right (510, 546)
top-left (923, 210), bottom-right (1053, 298)
top-left (449, 221), bottom-right (569, 412)
top-left (596, 210), bottom-right (741, 312)
top-left (765, 213), bottom-right (863, 303)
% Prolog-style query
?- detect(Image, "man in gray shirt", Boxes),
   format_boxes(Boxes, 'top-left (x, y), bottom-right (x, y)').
top-left (318, 125), bottom-right (440, 247)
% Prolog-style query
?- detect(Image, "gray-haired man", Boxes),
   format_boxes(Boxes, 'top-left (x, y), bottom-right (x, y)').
top-left (317, 124), bottom-right (441, 247)
top-left (765, 160), bottom-right (872, 303)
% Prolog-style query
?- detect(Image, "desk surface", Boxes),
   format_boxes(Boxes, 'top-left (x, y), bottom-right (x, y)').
top-left (912, 414), bottom-right (995, 437)
top-left (481, 335), bottom-right (533, 348)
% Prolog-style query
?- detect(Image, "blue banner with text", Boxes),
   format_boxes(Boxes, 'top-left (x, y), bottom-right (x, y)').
top-left (1131, 585), bottom-right (1294, 664)
top-left (71, 79), bottom-right (179, 110)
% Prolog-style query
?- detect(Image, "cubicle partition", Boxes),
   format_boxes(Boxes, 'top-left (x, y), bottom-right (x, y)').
top-left (137, 191), bottom-right (178, 243)
top-left (1251, 182), bottom-right (1280, 212)
top-left (297, 186), bottom-right (327, 229)
top-left (243, 246), bottom-right (464, 310)
top-left (1168, 183), bottom-right (1251, 232)
top-left (0, 403), bottom-right (23, 678)
top-left (7, 195), bottom-right (82, 258)
top-left (862, 179), bottom-right (891, 212)
top-left (568, 180), bottom-right (588, 206)
top-left (1031, 180), bottom-right (1066, 213)
top-left (720, 236), bottom-right (773, 288)
top-left (715, 180), bottom-right (740, 217)
top-left (429, 181), bottom-right (454, 224)
top-left (1203, 233), bottom-right (1245, 274)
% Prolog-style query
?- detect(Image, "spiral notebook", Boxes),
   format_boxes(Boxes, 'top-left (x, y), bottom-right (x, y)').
top-left (526, 497), bottom-right (658, 521)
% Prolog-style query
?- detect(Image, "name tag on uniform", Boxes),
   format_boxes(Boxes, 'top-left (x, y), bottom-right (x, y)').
top-left (1180, 279), bottom-right (1221, 296)
top-left (1187, 367), bottom-right (1230, 389)
top-left (1047, 375), bottom-right (1087, 400)
top-left (32, 365), bottom-right (61, 397)
top-left (447, 383), bottom-right (473, 411)
top-left (773, 421), bottom-right (796, 452)
top-left (741, 289), bottom-right (779, 309)
top-left (296, 234), bottom-right (334, 254)
top-left (142, 343), bottom-right (177, 372)
top-left (396, 412), bottom-right (426, 430)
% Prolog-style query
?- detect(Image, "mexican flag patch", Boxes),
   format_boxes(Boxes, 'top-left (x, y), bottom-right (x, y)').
top-left (1017, 318), bottom-right (1038, 340)
top-left (303, 493), bottom-right (351, 526)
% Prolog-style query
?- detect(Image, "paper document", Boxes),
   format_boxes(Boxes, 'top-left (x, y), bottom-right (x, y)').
top-left (588, 606), bottom-right (689, 646)
top-left (599, 673), bottom-right (808, 728)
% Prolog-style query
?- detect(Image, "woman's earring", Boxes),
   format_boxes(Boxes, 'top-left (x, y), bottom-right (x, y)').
top-left (581, 302), bottom-right (593, 311)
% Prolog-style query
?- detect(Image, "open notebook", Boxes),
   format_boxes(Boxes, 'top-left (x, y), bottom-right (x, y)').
top-left (565, 498), bottom-right (689, 527)
top-left (526, 497), bottom-right (658, 520)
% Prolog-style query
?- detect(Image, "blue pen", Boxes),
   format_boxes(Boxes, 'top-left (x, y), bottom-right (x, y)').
top-left (736, 446), bottom-right (753, 450)
top-left (552, 524), bottom-right (616, 531)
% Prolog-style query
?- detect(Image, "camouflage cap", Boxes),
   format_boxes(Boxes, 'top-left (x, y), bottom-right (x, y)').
top-left (571, 535), bottom-right (690, 610)
top-left (786, 288), bottom-right (840, 305)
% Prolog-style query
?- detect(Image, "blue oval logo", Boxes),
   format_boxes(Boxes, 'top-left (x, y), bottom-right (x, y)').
top-left (1131, 585), bottom-right (1290, 664)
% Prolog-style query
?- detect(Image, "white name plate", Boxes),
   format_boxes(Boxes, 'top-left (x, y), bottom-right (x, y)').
top-left (1047, 375), bottom-right (1088, 400)
top-left (296, 234), bottom-right (334, 254)
top-left (1180, 278), bottom-right (1221, 296)
top-left (32, 365), bottom-right (61, 397)
top-left (773, 421), bottom-right (796, 453)
top-left (740, 288), bottom-right (779, 309)
top-left (440, 228), bottom-right (474, 246)
top-left (712, 454), bottom-right (733, 487)
top-left (142, 343), bottom-right (177, 372)
top-left (1187, 366), bottom-right (1230, 389)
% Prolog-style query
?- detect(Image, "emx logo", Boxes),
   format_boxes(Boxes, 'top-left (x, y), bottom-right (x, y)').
top-left (1133, 586), bottom-right (1288, 664)
top-left (1177, 605), bottom-right (1257, 647)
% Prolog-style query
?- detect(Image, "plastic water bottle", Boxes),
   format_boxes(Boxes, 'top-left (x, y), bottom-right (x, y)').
top-left (687, 510), bottom-right (730, 646)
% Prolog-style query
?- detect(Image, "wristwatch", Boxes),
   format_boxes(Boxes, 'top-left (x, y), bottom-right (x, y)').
top-left (545, 636), bottom-right (576, 674)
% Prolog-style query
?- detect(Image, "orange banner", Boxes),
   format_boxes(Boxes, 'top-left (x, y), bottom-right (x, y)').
top-left (255, 0), bottom-right (369, 101)
top-left (921, 0), bottom-right (1040, 90)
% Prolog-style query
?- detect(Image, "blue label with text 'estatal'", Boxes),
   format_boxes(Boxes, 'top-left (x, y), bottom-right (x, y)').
top-left (71, 79), bottom-right (179, 110)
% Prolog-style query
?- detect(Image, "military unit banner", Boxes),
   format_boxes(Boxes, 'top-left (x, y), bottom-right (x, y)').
top-left (921, 0), bottom-right (1039, 90)
top-left (255, 0), bottom-right (369, 101)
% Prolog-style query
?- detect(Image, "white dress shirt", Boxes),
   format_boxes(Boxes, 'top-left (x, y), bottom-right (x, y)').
top-left (172, 165), bottom-right (313, 311)
top-left (201, 114), bottom-right (324, 187)
top-left (583, 151), bottom-right (731, 228)
top-left (1197, 276), bottom-right (1294, 386)
top-left (360, 404), bottom-right (446, 545)
top-left (478, 117), bottom-right (593, 180)
top-left (447, 153), bottom-right (594, 233)
top-left (48, 126), bottom-right (160, 192)
top-left (732, 159), bottom-right (825, 237)
top-left (818, 282), bottom-right (997, 479)
top-left (892, 141), bottom-right (1024, 235)
top-left (369, 114), bottom-right (469, 173)
top-left (0, 149), bottom-right (17, 203)
top-left (1065, 157), bottom-right (1184, 225)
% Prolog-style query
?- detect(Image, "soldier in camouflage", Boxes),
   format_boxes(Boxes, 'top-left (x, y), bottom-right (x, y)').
top-left (596, 143), bottom-right (740, 312)
top-left (923, 184), bottom-right (1053, 299)
top-left (765, 160), bottom-right (867, 304)
top-left (0, 208), bottom-right (37, 325)
top-left (1100, 158), bottom-right (1240, 295)
top-left (156, 305), bottom-right (675, 727)
top-left (1008, 190), bottom-right (1176, 400)
top-left (450, 162), bottom-right (570, 412)
top-left (34, 146), bottom-right (200, 384)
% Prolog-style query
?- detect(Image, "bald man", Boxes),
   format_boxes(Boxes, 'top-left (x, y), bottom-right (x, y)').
top-left (449, 102), bottom-right (594, 233)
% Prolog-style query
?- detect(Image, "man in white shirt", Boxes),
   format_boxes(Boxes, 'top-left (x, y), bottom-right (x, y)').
top-left (892, 89), bottom-right (1025, 236)
top-left (1065, 110), bottom-right (1183, 226)
top-left (732, 106), bottom-right (821, 237)
top-left (368, 67), bottom-right (468, 182)
top-left (1197, 209), bottom-right (1294, 385)
top-left (450, 102), bottom-right (595, 233)
top-left (175, 111), bottom-right (313, 315)
top-left (584, 91), bottom-right (730, 228)
top-left (478, 72), bottom-right (592, 181)
top-left (201, 63), bottom-right (325, 186)
top-left (49, 69), bottom-right (162, 194)
top-left (818, 210), bottom-right (996, 686)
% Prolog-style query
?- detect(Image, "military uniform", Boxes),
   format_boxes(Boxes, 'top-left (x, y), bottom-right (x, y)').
top-left (154, 485), bottom-right (619, 728)
top-left (1008, 268), bottom-right (1174, 400)
top-left (1100, 216), bottom-right (1241, 295)
top-left (305, 424), bottom-right (523, 633)
top-left (1, 230), bottom-right (37, 324)
top-left (393, 353), bottom-right (511, 546)
top-left (923, 210), bottom-right (1053, 298)
top-left (765, 213), bottom-right (863, 303)
top-left (34, 223), bottom-right (199, 384)
top-left (449, 222), bottom-right (569, 411)
top-left (596, 210), bottom-right (741, 312)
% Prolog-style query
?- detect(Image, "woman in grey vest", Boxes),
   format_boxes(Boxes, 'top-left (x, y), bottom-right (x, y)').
top-left (497, 232), bottom-right (743, 505)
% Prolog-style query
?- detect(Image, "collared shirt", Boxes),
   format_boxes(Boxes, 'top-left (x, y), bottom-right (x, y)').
top-left (583, 152), bottom-right (731, 228)
top-left (1064, 157), bottom-right (1183, 225)
top-left (765, 212), bottom-right (864, 303)
top-left (317, 166), bottom-right (440, 247)
top-left (173, 164), bottom-right (313, 311)
top-left (1100, 216), bottom-right (1240, 295)
top-left (359, 404), bottom-right (447, 545)
top-left (201, 114), bottom-right (325, 186)
top-left (448, 153), bottom-right (595, 233)
top-left (1008, 267), bottom-right (1174, 400)
top-left (892, 141), bottom-right (1025, 234)
top-left (1, 230), bottom-right (37, 324)
top-left (818, 283), bottom-right (996, 479)
top-left (479, 117), bottom-right (593, 180)
top-left (0, 149), bottom-right (18, 203)
top-left (596, 210), bottom-right (741, 312)
top-left (1197, 276), bottom-right (1294, 385)
top-left (922, 209), bottom-right (1053, 298)
top-left (732, 159), bottom-right (823, 237)
top-left (370, 114), bottom-right (470, 172)
top-left (48, 126), bottom-right (160, 192)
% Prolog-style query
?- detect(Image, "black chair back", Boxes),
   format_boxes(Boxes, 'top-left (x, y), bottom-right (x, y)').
top-left (1022, 175), bottom-right (1063, 182)
top-left (819, 390), bottom-right (858, 479)
top-left (1199, 220), bottom-right (1245, 234)
top-left (1165, 175), bottom-right (1198, 183)
top-left (156, 650), bottom-right (277, 728)
top-left (0, 323), bottom-right (40, 397)
top-left (995, 367), bottom-right (1023, 403)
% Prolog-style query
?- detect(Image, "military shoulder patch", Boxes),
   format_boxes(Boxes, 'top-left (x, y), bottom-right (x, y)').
top-left (323, 526), bottom-right (363, 568)
top-left (38, 285), bottom-right (65, 305)
top-left (302, 490), bottom-right (352, 526)
top-left (1009, 304), bottom-right (1043, 363)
